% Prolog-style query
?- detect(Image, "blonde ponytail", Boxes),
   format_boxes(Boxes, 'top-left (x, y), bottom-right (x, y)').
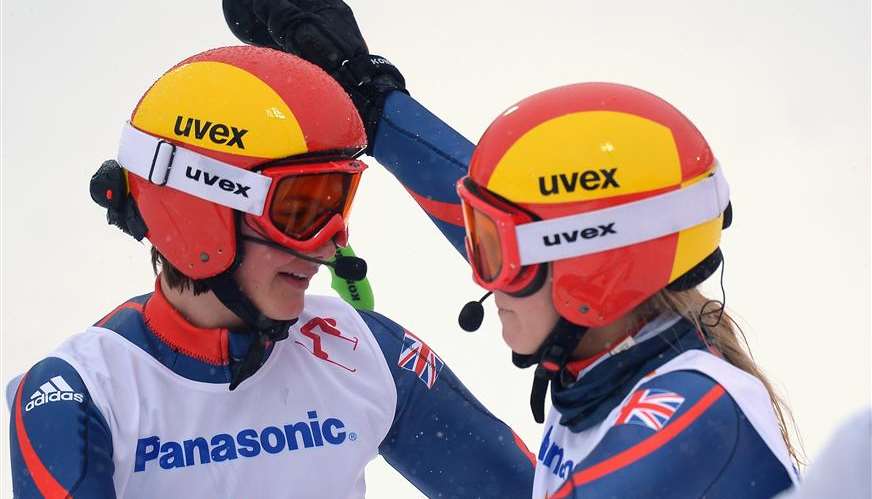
top-left (644, 288), bottom-right (805, 468)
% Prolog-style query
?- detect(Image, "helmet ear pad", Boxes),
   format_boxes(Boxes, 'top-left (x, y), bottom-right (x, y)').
top-left (549, 218), bottom-right (727, 326)
top-left (128, 173), bottom-right (237, 279)
top-left (550, 233), bottom-right (680, 327)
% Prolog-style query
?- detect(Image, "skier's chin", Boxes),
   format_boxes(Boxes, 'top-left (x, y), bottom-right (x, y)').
top-left (254, 287), bottom-right (306, 322)
top-left (499, 310), bottom-right (540, 355)
top-left (267, 300), bottom-right (304, 322)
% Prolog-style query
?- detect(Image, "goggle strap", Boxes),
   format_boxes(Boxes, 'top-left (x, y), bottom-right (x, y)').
top-left (117, 123), bottom-right (272, 216)
top-left (516, 165), bottom-right (730, 265)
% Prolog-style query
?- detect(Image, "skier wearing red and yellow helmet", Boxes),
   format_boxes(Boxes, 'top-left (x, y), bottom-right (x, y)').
top-left (8, 46), bottom-right (537, 498)
top-left (227, 2), bottom-right (803, 498)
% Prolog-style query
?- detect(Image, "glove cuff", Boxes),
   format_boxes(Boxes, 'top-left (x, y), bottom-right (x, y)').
top-left (336, 54), bottom-right (408, 153)
top-left (339, 54), bottom-right (405, 89)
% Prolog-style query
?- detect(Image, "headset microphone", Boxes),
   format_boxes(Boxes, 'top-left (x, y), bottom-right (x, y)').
top-left (458, 291), bottom-right (493, 332)
top-left (241, 236), bottom-right (367, 281)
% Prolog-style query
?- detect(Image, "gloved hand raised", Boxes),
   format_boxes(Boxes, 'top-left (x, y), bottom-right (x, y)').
top-left (223, 0), bottom-right (406, 152)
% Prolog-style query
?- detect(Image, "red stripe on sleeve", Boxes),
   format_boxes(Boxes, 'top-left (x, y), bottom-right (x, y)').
top-left (405, 189), bottom-right (464, 227)
top-left (512, 431), bottom-right (536, 468)
top-left (14, 374), bottom-right (72, 499)
top-left (551, 385), bottom-right (726, 498)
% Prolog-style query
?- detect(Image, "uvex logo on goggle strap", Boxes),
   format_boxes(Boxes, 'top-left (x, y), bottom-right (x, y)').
top-left (174, 115), bottom-right (248, 149)
top-left (543, 222), bottom-right (616, 247)
top-left (538, 168), bottom-right (619, 196)
top-left (185, 166), bottom-right (251, 197)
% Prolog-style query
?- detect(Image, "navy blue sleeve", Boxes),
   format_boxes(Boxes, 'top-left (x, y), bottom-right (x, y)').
top-left (10, 357), bottom-right (115, 498)
top-left (550, 371), bottom-right (792, 499)
top-left (359, 310), bottom-right (535, 498)
top-left (372, 91), bottom-right (473, 258)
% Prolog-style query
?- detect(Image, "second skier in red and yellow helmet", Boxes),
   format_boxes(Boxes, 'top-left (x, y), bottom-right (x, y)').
top-left (229, 3), bottom-right (800, 499)
top-left (459, 83), bottom-right (729, 327)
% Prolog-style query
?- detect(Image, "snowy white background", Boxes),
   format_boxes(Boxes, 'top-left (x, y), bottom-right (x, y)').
top-left (1, 1), bottom-right (869, 497)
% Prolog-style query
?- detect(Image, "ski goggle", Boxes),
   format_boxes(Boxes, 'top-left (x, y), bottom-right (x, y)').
top-left (244, 160), bottom-right (363, 251)
top-left (457, 165), bottom-right (730, 293)
top-left (458, 177), bottom-right (543, 294)
top-left (117, 123), bottom-right (366, 252)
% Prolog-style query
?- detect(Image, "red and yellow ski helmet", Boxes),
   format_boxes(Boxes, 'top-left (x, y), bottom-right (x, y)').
top-left (114, 46), bottom-right (367, 279)
top-left (459, 83), bottom-right (730, 326)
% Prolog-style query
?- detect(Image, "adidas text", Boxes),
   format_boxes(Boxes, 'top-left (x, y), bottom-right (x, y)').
top-left (542, 223), bottom-right (617, 247)
top-left (173, 115), bottom-right (248, 149)
top-left (185, 166), bottom-right (251, 197)
top-left (24, 376), bottom-right (84, 412)
top-left (538, 168), bottom-right (619, 196)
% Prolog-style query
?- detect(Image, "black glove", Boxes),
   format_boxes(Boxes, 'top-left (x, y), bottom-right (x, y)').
top-left (223, 0), bottom-right (407, 153)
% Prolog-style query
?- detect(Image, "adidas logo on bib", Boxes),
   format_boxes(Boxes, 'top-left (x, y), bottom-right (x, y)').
top-left (24, 376), bottom-right (84, 412)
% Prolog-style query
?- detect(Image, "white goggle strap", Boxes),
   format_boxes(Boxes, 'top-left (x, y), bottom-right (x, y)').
top-left (116, 123), bottom-right (272, 216)
top-left (516, 165), bottom-right (730, 265)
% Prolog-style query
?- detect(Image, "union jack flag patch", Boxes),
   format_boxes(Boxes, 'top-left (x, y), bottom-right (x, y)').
top-left (615, 388), bottom-right (685, 431)
top-left (397, 330), bottom-right (444, 389)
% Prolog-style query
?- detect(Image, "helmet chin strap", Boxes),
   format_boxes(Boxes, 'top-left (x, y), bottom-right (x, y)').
top-left (205, 271), bottom-right (297, 390)
top-left (512, 318), bottom-right (589, 423)
top-left (203, 229), bottom-right (298, 391)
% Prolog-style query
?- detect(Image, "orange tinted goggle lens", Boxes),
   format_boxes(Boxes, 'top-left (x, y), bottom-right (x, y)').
top-left (463, 201), bottom-right (504, 282)
top-left (269, 172), bottom-right (359, 240)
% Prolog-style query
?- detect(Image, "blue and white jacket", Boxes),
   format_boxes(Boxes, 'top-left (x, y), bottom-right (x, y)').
top-left (369, 91), bottom-right (799, 498)
top-left (9, 282), bottom-right (534, 498)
